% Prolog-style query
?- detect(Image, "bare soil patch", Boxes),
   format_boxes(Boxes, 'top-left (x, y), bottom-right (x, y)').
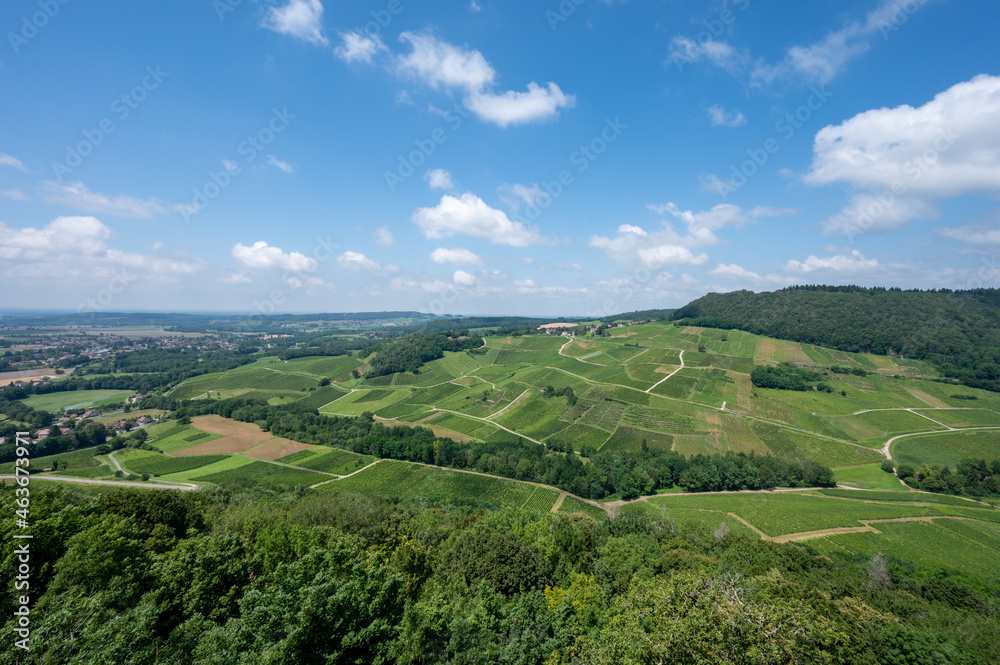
top-left (176, 416), bottom-right (274, 456)
top-left (244, 438), bottom-right (312, 461)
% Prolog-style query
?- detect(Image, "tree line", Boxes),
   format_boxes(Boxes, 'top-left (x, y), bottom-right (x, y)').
top-left (673, 287), bottom-right (1000, 392)
top-left (174, 397), bottom-right (834, 499)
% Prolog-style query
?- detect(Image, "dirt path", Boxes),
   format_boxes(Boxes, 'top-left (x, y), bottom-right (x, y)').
top-left (770, 515), bottom-right (975, 543)
top-left (551, 493), bottom-right (567, 513)
top-left (645, 350), bottom-right (685, 394)
top-left (486, 389), bottom-right (531, 421)
top-left (308, 459), bottom-right (386, 489)
top-left (107, 452), bottom-right (129, 476)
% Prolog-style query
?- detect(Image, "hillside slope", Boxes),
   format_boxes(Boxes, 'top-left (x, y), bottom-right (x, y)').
top-left (673, 287), bottom-right (1000, 391)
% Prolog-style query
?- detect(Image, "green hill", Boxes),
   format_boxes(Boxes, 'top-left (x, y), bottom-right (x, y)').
top-left (673, 286), bottom-right (1000, 391)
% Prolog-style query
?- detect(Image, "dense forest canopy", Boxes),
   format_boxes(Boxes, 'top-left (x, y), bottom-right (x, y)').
top-left (673, 286), bottom-right (1000, 391)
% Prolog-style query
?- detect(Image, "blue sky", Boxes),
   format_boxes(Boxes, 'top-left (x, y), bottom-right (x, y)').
top-left (1, 0), bottom-right (999, 317)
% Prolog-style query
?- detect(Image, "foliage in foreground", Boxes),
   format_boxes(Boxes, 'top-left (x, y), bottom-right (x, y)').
top-left (1, 485), bottom-right (996, 664)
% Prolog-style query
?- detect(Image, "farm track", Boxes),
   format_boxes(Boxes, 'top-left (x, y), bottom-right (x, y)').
top-left (107, 452), bottom-right (129, 476)
top-left (645, 350), bottom-right (685, 394)
top-left (770, 516), bottom-right (977, 543)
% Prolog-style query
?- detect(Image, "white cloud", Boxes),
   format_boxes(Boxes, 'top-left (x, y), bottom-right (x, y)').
top-left (753, 0), bottom-right (931, 85)
top-left (425, 169), bottom-right (455, 190)
top-left (0, 153), bottom-right (26, 171)
top-left (806, 74), bottom-right (1000, 197)
top-left (334, 31), bottom-right (386, 63)
top-left (430, 247), bottom-right (484, 266)
top-left (336, 250), bottom-right (380, 272)
top-left (221, 272), bottom-right (252, 285)
top-left (262, 0), bottom-right (328, 46)
top-left (821, 194), bottom-right (937, 235)
top-left (43, 181), bottom-right (165, 218)
top-left (374, 227), bottom-right (395, 247)
top-left (710, 263), bottom-right (761, 280)
top-left (267, 155), bottom-right (295, 173)
top-left (232, 241), bottom-right (318, 272)
top-left (453, 269), bottom-right (477, 287)
top-left (1, 188), bottom-right (27, 201)
top-left (590, 204), bottom-right (793, 270)
top-left (784, 249), bottom-right (882, 275)
top-left (637, 245), bottom-right (709, 269)
top-left (498, 183), bottom-right (546, 212)
top-left (397, 32), bottom-right (495, 91)
top-left (667, 37), bottom-right (745, 73)
top-left (936, 224), bottom-right (1000, 245)
top-left (465, 82), bottom-right (575, 128)
top-left (412, 193), bottom-right (543, 246)
top-left (0, 216), bottom-right (202, 284)
top-left (394, 32), bottom-right (573, 128)
top-left (0, 216), bottom-right (111, 259)
top-left (706, 105), bottom-right (746, 128)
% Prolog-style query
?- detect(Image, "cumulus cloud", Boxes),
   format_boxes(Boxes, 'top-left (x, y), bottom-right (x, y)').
top-left (710, 263), bottom-right (761, 280)
top-left (430, 247), bottom-right (484, 266)
top-left (0, 216), bottom-right (111, 259)
top-left (232, 241), bottom-right (318, 272)
top-left (334, 31), bottom-right (386, 63)
top-left (374, 227), bottom-right (395, 247)
top-left (806, 75), bottom-right (1000, 196)
top-left (262, 0), bottom-right (328, 46)
top-left (784, 249), bottom-right (883, 275)
top-left (43, 181), bottom-right (165, 218)
top-left (453, 269), bottom-right (477, 287)
top-left (590, 203), bottom-right (793, 270)
top-left (0, 216), bottom-right (202, 284)
top-left (397, 32), bottom-right (495, 91)
top-left (412, 193), bottom-right (543, 246)
top-left (425, 169), bottom-right (455, 190)
top-left (465, 82), bottom-right (575, 128)
top-left (336, 250), bottom-right (380, 272)
top-left (394, 32), bottom-right (573, 127)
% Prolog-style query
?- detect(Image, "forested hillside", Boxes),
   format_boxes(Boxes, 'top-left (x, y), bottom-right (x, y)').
top-left (673, 286), bottom-right (1000, 391)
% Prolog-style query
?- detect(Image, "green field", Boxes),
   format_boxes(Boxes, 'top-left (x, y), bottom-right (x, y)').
top-left (315, 460), bottom-right (560, 512)
top-left (193, 460), bottom-right (329, 489)
top-left (0, 446), bottom-right (105, 475)
top-left (833, 463), bottom-right (906, 490)
top-left (809, 519), bottom-right (1000, 585)
top-left (632, 492), bottom-right (999, 537)
top-left (893, 429), bottom-right (1000, 468)
top-left (119, 452), bottom-right (230, 477)
top-left (21, 389), bottom-right (134, 412)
